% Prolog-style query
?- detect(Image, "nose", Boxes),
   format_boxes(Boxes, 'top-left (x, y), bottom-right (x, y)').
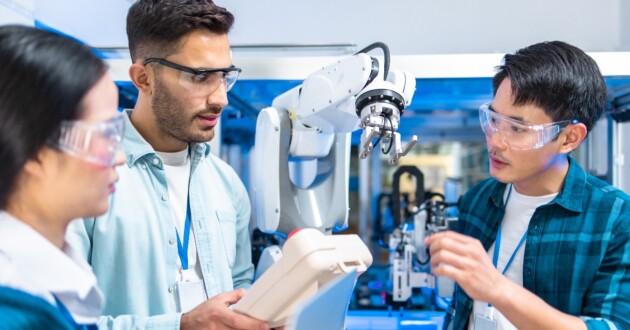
top-left (487, 128), bottom-right (508, 150)
top-left (207, 81), bottom-right (228, 108)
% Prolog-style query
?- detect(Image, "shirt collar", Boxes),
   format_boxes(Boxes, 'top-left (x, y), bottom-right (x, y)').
top-left (0, 212), bottom-right (101, 304)
top-left (122, 109), bottom-right (212, 166)
top-left (490, 155), bottom-right (586, 213)
top-left (491, 182), bottom-right (509, 208)
top-left (550, 155), bottom-right (586, 213)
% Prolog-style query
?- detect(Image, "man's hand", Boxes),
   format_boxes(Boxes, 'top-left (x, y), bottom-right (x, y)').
top-left (426, 231), bottom-right (588, 330)
top-left (425, 230), bottom-right (507, 304)
top-left (181, 289), bottom-right (270, 330)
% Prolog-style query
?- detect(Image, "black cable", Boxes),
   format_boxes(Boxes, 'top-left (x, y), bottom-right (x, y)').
top-left (372, 135), bottom-right (382, 149)
top-left (416, 255), bottom-right (430, 266)
top-left (381, 116), bottom-right (394, 155)
top-left (354, 42), bottom-right (390, 80)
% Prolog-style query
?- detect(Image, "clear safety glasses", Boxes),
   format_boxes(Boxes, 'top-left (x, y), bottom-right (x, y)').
top-left (143, 58), bottom-right (241, 96)
top-left (479, 102), bottom-right (577, 150)
top-left (49, 114), bottom-right (125, 167)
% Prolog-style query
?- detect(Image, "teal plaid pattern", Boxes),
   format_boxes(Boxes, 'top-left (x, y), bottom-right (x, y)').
top-left (444, 157), bottom-right (630, 330)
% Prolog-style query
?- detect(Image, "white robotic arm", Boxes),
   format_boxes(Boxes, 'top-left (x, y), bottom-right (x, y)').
top-left (253, 42), bottom-right (417, 235)
top-left (244, 43), bottom-right (416, 326)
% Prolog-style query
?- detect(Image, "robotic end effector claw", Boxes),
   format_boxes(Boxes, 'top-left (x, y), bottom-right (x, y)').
top-left (354, 43), bottom-right (417, 165)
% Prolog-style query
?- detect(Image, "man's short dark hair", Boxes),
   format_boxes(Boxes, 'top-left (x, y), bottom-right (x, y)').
top-left (126, 0), bottom-right (234, 62)
top-left (492, 41), bottom-right (607, 133)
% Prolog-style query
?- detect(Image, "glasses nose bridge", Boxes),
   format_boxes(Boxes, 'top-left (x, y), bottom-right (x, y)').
top-left (202, 73), bottom-right (229, 96)
top-left (488, 125), bottom-right (509, 148)
top-left (206, 79), bottom-right (229, 106)
top-left (113, 146), bottom-right (126, 166)
top-left (102, 138), bottom-right (126, 166)
top-left (213, 75), bottom-right (229, 93)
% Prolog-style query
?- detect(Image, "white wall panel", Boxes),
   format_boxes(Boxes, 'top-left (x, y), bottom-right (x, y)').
top-left (0, 0), bottom-right (34, 25)
top-left (10, 0), bottom-right (627, 54)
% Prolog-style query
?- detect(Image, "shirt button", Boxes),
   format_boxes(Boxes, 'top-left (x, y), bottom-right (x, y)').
top-left (534, 225), bottom-right (538, 230)
top-left (152, 158), bottom-right (160, 166)
top-left (161, 195), bottom-right (168, 201)
top-left (169, 238), bottom-right (175, 245)
top-left (140, 164), bottom-right (147, 170)
top-left (168, 287), bottom-right (173, 293)
top-left (527, 270), bottom-right (532, 276)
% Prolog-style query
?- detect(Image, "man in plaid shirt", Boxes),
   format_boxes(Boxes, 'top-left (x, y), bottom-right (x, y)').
top-left (427, 41), bottom-right (630, 330)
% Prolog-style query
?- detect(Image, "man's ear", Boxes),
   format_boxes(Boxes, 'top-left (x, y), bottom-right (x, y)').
top-left (129, 62), bottom-right (153, 95)
top-left (559, 123), bottom-right (587, 154)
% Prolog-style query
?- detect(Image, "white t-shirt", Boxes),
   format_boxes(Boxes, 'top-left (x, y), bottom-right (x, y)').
top-left (156, 148), bottom-right (203, 283)
top-left (0, 211), bottom-right (103, 324)
top-left (469, 185), bottom-right (557, 330)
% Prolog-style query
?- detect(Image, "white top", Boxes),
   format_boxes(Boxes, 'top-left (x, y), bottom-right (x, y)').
top-left (0, 211), bottom-right (103, 324)
top-left (155, 148), bottom-right (203, 283)
top-left (469, 186), bottom-right (557, 330)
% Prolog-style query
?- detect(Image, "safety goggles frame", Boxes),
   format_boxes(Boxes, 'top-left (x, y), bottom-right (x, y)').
top-left (479, 102), bottom-right (577, 150)
top-left (143, 57), bottom-right (241, 93)
top-left (49, 113), bottom-right (125, 167)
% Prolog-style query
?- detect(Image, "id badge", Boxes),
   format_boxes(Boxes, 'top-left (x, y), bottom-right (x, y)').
top-left (473, 313), bottom-right (497, 330)
top-left (176, 280), bottom-right (207, 313)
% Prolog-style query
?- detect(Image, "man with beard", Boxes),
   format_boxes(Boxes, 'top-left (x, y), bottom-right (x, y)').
top-left (67, 1), bottom-right (270, 329)
top-left (426, 41), bottom-right (630, 330)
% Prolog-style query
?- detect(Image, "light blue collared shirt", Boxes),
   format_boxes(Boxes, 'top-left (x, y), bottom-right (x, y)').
top-left (67, 110), bottom-right (254, 329)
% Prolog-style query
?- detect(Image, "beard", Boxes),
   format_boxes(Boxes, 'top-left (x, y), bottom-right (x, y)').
top-left (151, 77), bottom-right (221, 143)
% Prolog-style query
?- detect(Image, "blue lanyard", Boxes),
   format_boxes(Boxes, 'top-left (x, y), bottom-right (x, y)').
top-left (487, 184), bottom-right (527, 310)
top-left (492, 224), bottom-right (528, 275)
top-left (176, 196), bottom-right (192, 270)
top-left (492, 184), bottom-right (528, 274)
top-left (53, 295), bottom-right (97, 330)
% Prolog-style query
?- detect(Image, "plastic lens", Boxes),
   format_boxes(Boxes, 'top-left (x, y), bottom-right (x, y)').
top-left (177, 68), bottom-right (240, 96)
top-left (479, 102), bottom-right (574, 150)
top-left (143, 58), bottom-right (241, 96)
top-left (51, 114), bottom-right (125, 166)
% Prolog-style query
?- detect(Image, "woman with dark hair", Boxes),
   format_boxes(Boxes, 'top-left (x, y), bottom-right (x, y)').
top-left (0, 25), bottom-right (125, 328)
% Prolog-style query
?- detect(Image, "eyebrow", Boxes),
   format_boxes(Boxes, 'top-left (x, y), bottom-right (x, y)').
top-left (148, 58), bottom-right (237, 73)
top-left (185, 59), bottom-right (236, 71)
top-left (488, 104), bottom-right (527, 123)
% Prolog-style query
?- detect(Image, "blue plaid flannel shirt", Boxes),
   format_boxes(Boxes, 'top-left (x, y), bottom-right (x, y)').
top-left (444, 156), bottom-right (630, 330)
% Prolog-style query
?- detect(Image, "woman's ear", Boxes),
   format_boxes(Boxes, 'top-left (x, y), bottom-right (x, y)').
top-left (559, 123), bottom-right (587, 154)
top-left (129, 63), bottom-right (153, 95)
top-left (22, 149), bottom-right (47, 179)
top-left (22, 147), bottom-right (63, 178)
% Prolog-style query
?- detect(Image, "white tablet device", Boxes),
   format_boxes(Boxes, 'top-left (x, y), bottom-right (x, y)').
top-left (285, 269), bottom-right (358, 330)
top-left (232, 228), bottom-right (373, 328)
